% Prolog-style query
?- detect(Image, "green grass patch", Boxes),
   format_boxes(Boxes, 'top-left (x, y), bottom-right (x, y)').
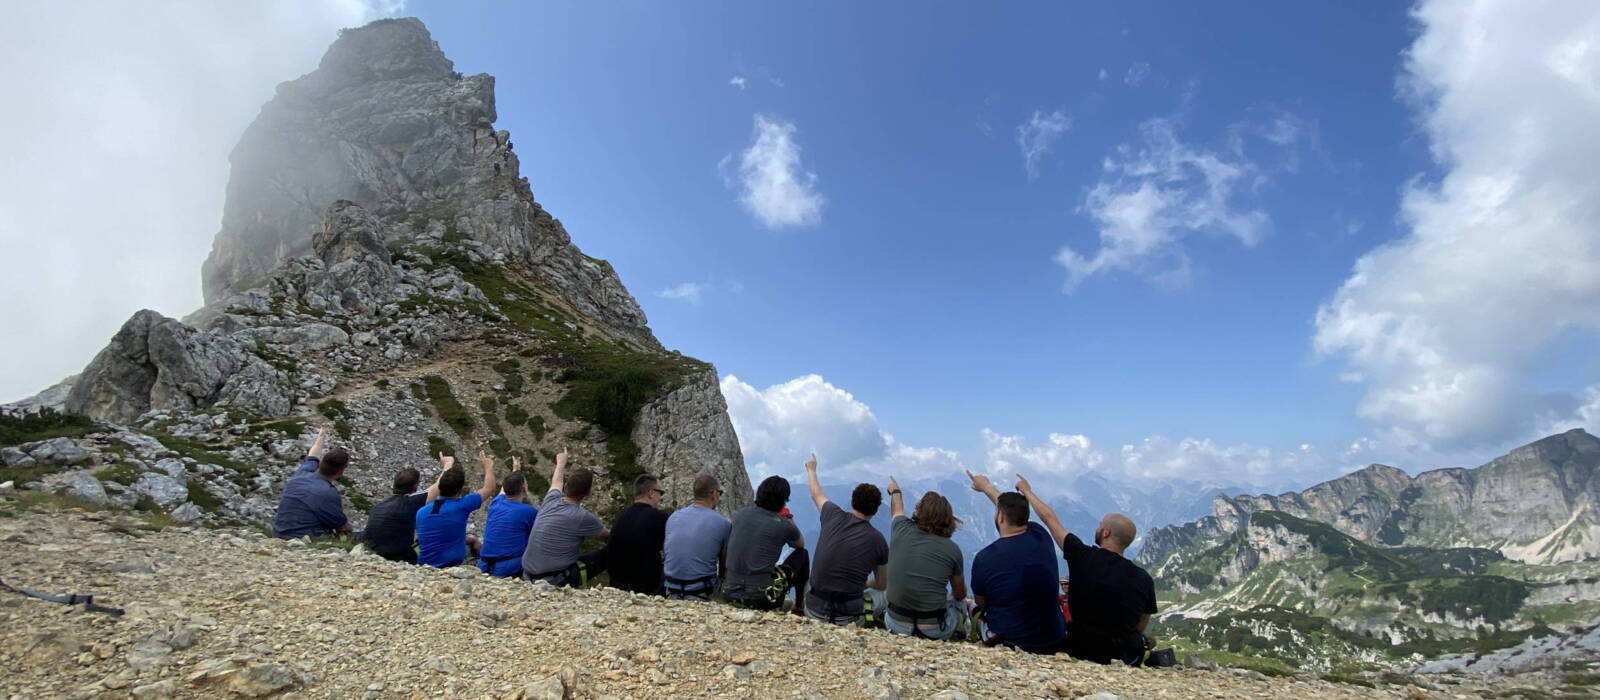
top-left (505, 404), bottom-right (530, 428)
top-left (479, 396), bottom-right (498, 412)
top-left (96, 462), bottom-right (140, 487)
top-left (0, 408), bottom-right (96, 448)
top-left (149, 430), bottom-right (261, 491)
top-left (187, 481), bottom-right (221, 512)
top-left (410, 382), bottom-right (428, 403)
top-left (421, 376), bottom-right (473, 439)
top-left (256, 418), bottom-right (309, 437)
top-left (252, 339), bottom-right (299, 373)
top-left (426, 435), bottom-right (455, 459)
top-left (337, 477), bottom-right (372, 511)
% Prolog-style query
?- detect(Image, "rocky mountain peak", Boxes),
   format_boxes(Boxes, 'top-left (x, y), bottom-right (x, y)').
top-left (313, 18), bottom-right (454, 89)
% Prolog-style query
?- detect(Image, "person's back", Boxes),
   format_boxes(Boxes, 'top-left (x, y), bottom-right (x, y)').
top-left (971, 521), bottom-right (1064, 653)
top-left (272, 430), bottom-right (351, 540)
top-left (606, 476), bottom-right (669, 594)
top-left (1060, 525), bottom-right (1157, 664)
top-left (478, 467), bottom-right (538, 578)
top-left (722, 476), bottom-right (807, 612)
top-left (521, 450), bottom-right (608, 586)
top-left (884, 487), bottom-right (966, 639)
top-left (364, 467), bottom-right (429, 563)
top-left (662, 477), bottom-right (732, 600)
top-left (803, 459), bottom-right (888, 624)
top-left (415, 453), bottom-right (496, 568)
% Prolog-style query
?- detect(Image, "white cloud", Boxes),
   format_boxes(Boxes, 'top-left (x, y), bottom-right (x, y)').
top-left (1099, 68), bottom-right (1109, 81)
top-left (725, 115), bottom-right (824, 228)
top-left (0, 0), bottom-right (399, 402)
top-left (1016, 109), bottom-right (1072, 180)
top-left (1313, 0), bottom-right (1600, 449)
top-left (654, 282), bottom-right (705, 304)
top-left (1125, 61), bottom-right (1151, 86)
top-left (981, 430), bottom-right (1345, 492)
top-left (729, 75), bottom-right (747, 90)
top-left (1057, 117), bottom-right (1271, 291)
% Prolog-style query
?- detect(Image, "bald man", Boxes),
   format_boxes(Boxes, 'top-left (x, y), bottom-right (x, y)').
top-left (1015, 475), bottom-right (1157, 665)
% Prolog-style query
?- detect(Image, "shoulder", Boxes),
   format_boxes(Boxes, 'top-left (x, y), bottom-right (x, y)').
top-left (408, 493), bottom-right (429, 508)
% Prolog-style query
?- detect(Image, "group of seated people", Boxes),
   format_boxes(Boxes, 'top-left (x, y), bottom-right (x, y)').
top-left (272, 427), bottom-right (1158, 665)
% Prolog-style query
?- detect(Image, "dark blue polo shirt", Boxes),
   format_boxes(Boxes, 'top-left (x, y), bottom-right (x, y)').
top-left (272, 456), bottom-right (348, 538)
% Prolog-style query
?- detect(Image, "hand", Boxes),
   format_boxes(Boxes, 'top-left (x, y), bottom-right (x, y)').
top-left (805, 453), bottom-right (817, 472)
top-left (438, 452), bottom-right (455, 470)
top-left (1015, 473), bottom-right (1033, 495)
top-left (511, 456), bottom-right (523, 472)
top-left (555, 447), bottom-right (569, 468)
top-left (477, 450), bottom-right (493, 469)
top-left (966, 469), bottom-right (992, 494)
top-left (315, 426), bottom-right (328, 442)
top-left (887, 476), bottom-right (900, 493)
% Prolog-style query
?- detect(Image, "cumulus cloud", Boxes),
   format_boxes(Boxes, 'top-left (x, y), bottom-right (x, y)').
top-left (654, 282), bottom-right (706, 304)
top-left (1313, 0), bottom-right (1600, 449)
top-left (725, 115), bottom-right (824, 228)
top-left (1016, 109), bottom-right (1072, 180)
top-left (729, 75), bottom-right (747, 90)
top-left (981, 430), bottom-right (1345, 492)
top-left (1124, 61), bottom-right (1151, 86)
top-left (1056, 117), bottom-right (1271, 291)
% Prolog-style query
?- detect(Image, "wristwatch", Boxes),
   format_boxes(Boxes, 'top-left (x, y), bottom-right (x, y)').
top-left (888, 489), bottom-right (902, 495)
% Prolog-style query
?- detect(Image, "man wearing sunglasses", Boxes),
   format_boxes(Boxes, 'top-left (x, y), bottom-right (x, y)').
top-left (603, 474), bottom-right (670, 594)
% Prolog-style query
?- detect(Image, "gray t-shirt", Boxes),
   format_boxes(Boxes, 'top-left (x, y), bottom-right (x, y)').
top-left (722, 505), bottom-right (802, 599)
top-left (521, 490), bottom-right (604, 577)
top-left (887, 514), bottom-right (963, 613)
top-left (806, 501), bottom-right (888, 616)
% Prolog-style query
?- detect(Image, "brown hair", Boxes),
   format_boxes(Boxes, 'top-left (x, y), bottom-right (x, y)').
top-left (692, 474), bottom-right (721, 500)
top-left (564, 468), bottom-right (595, 501)
top-left (912, 491), bottom-right (960, 537)
top-left (997, 492), bottom-right (1030, 528)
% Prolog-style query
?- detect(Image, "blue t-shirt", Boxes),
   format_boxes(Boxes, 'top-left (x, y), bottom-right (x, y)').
top-left (272, 457), bottom-right (348, 539)
top-left (971, 522), bottom-right (1065, 653)
top-left (415, 492), bottom-right (484, 568)
top-left (478, 494), bottom-right (538, 577)
top-left (663, 504), bottom-right (732, 582)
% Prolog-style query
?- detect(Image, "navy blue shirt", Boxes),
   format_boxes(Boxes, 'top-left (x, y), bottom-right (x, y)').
top-left (415, 493), bottom-right (484, 568)
top-left (971, 522), bottom-right (1065, 653)
top-left (478, 494), bottom-right (538, 577)
top-left (272, 456), bottom-right (348, 539)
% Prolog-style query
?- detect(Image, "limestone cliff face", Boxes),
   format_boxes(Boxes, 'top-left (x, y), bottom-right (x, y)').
top-left (632, 368), bottom-right (753, 517)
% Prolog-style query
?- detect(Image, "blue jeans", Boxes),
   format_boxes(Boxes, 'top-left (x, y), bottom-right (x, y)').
top-left (884, 597), bottom-right (965, 640)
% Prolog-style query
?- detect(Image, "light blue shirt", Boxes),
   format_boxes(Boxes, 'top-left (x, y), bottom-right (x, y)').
top-left (663, 504), bottom-right (732, 581)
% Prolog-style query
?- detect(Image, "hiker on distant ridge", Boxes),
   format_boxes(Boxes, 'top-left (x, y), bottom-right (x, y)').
top-left (477, 456), bottom-right (538, 577)
top-left (662, 474), bottom-right (732, 600)
top-left (966, 470), bottom-right (1065, 654)
top-left (415, 451), bottom-right (497, 568)
top-left (272, 426), bottom-right (353, 539)
top-left (722, 475), bottom-right (809, 613)
top-left (604, 474), bottom-right (669, 594)
top-left (362, 465), bottom-right (438, 563)
top-left (520, 448), bottom-right (609, 586)
top-left (882, 478), bottom-right (967, 639)
top-left (1015, 473), bottom-right (1156, 665)
top-left (803, 453), bottom-right (888, 625)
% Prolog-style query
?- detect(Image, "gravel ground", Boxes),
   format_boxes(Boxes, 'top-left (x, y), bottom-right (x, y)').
top-left (0, 505), bottom-right (1466, 699)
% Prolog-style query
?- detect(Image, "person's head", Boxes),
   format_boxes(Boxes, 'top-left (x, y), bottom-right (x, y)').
top-left (692, 474), bottom-right (722, 508)
top-left (318, 448), bottom-right (349, 479)
top-left (501, 471), bottom-right (527, 499)
top-left (995, 492), bottom-right (1030, 536)
top-left (754, 476), bottom-right (791, 512)
top-left (391, 467), bottom-right (421, 495)
top-left (438, 466), bottom-right (466, 498)
top-left (912, 491), bottom-right (960, 538)
top-left (564, 468), bottom-right (595, 502)
top-left (1095, 513), bottom-right (1137, 553)
top-left (850, 483), bottom-right (882, 518)
top-left (634, 474), bottom-right (662, 506)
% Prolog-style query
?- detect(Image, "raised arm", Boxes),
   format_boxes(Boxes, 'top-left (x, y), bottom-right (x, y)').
top-left (887, 476), bottom-right (905, 519)
top-left (476, 451), bottom-right (497, 501)
top-left (966, 469), bottom-right (1000, 507)
top-left (503, 456), bottom-right (523, 496)
top-left (425, 453), bottom-right (452, 503)
top-left (1016, 474), bottom-right (1070, 548)
top-left (549, 447), bottom-right (569, 496)
top-left (307, 426), bottom-right (328, 460)
top-left (804, 453), bottom-right (827, 509)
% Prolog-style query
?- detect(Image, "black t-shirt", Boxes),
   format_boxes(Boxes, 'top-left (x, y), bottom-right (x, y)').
top-left (1061, 532), bottom-right (1157, 663)
top-left (365, 493), bottom-right (427, 559)
top-left (607, 503), bottom-right (668, 594)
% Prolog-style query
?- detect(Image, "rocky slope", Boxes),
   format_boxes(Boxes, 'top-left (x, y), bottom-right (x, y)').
top-left (3, 17), bottom-right (750, 527)
top-left (0, 500), bottom-right (1465, 699)
top-left (1142, 429), bottom-right (1600, 567)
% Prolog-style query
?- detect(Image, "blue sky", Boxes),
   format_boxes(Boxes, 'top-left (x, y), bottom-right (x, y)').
top-left (5, 1), bottom-right (1599, 495)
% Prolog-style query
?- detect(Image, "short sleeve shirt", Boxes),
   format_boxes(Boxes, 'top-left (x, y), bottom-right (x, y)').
top-left (887, 515), bottom-right (964, 613)
top-left (1061, 533), bottom-right (1157, 637)
top-left (364, 492), bottom-right (428, 558)
top-left (478, 494), bottom-right (538, 576)
top-left (663, 504), bottom-right (733, 582)
top-left (723, 505), bottom-right (803, 599)
top-left (521, 490), bottom-right (604, 576)
top-left (415, 492), bottom-right (484, 567)
top-left (806, 501), bottom-right (888, 616)
top-left (971, 522), bottom-right (1064, 653)
top-left (272, 457), bottom-right (348, 539)
top-left (607, 503), bottom-right (670, 593)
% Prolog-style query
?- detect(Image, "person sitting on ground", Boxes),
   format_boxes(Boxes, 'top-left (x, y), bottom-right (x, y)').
top-left (477, 456), bottom-right (538, 577)
top-left (520, 448), bottom-right (609, 586)
top-left (362, 465), bottom-right (440, 563)
top-left (803, 453), bottom-right (888, 625)
top-left (272, 427), bottom-right (354, 539)
top-left (1015, 474), bottom-right (1156, 665)
top-left (966, 470), bottom-right (1065, 654)
top-left (415, 451), bottom-right (497, 568)
top-left (662, 474), bottom-right (732, 600)
top-left (882, 477), bottom-right (967, 640)
top-left (722, 476), bottom-right (809, 613)
top-left (604, 474), bottom-right (669, 594)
